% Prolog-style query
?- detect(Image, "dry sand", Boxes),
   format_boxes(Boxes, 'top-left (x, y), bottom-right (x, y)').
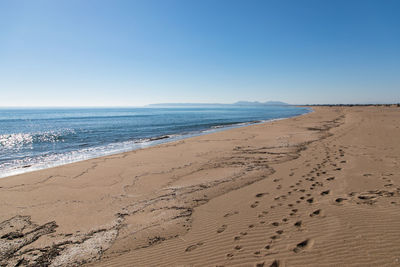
top-left (0, 106), bottom-right (399, 266)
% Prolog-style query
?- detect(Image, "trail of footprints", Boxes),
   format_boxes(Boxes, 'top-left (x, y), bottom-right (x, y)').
top-left (183, 142), bottom-right (400, 265)
top-left (221, 144), bottom-right (348, 265)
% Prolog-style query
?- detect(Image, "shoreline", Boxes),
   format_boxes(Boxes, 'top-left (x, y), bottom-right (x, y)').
top-left (0, 108), bottom-right (312, 179)
top-left (1, 106), bottom-right (399, 266)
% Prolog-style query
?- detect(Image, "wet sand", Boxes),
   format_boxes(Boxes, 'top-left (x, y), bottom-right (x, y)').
top-left (1, 106), bottom-right (400, 266)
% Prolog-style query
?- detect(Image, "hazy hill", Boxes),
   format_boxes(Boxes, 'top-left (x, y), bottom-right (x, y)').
top-left (233, 101), bottom-right (288, 106)
top-left (147, 101), bottom-right (289, 107)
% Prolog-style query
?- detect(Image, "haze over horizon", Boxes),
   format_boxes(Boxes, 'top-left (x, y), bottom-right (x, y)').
top-left (1, 0), bottom-right (399, 107)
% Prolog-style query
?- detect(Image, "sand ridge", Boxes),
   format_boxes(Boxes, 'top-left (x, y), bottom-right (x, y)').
top-left (1, 106), bottom-right (400, 266)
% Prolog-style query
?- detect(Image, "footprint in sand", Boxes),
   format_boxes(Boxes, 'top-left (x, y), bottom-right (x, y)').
top-left (223, 211), bottom-right (239, 218)
top-left (234, 245), bottom-right (242, 250)
top-left (335, 197), bottom-right (347, 203)
top-left (185, 241), bottom-right (204, 252)
top-left (294, 220), bottom-right (302, 227)
top-left (290, 209), bottom-right (298, 216)
top-left (293, 238), bottom-right (314, 253)
top-left (320, 190), bottom-right (330, 196)
top-left (256, 192), bottom-right (269, 198)
top-left (217, 225), bottom-right (227, 233)
top-left (309, 209), bottom-right (322, 217)
top-left (269, 260), bottom-right (282, 267)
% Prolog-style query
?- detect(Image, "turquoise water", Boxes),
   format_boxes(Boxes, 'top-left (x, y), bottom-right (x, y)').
top-left (0, 106), bottom-right (310, 178)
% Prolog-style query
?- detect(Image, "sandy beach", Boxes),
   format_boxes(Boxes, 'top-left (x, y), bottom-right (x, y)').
top-left (1, 106), bottom-right (399, 266)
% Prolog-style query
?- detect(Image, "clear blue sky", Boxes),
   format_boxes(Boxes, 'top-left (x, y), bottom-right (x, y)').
top-left (1, 0), bottom-right (399, 106)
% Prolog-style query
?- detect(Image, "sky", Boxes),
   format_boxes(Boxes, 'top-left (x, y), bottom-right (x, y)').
top-left (0, 0), bottom-right (399, 106)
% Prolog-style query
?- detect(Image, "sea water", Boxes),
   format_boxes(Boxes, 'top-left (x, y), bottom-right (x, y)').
top-left (0, 106), bottom-right (310, 178)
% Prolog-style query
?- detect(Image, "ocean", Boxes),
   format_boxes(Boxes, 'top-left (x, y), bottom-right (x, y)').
top-left (0, 106), bottom-right (310, 178)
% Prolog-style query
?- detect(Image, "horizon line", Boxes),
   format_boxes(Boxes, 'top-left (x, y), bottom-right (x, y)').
top-left (1, 103), bottom-right (399, 109)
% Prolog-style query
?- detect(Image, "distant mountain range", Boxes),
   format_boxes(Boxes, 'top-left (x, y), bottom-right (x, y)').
top-left (233, 101), bottom-right (288, 106)
top-left (147, 101), bottom-right (289, 107)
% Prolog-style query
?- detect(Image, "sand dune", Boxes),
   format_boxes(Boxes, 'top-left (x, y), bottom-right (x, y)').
top-left (1, 106), bottom-right (399, 266)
